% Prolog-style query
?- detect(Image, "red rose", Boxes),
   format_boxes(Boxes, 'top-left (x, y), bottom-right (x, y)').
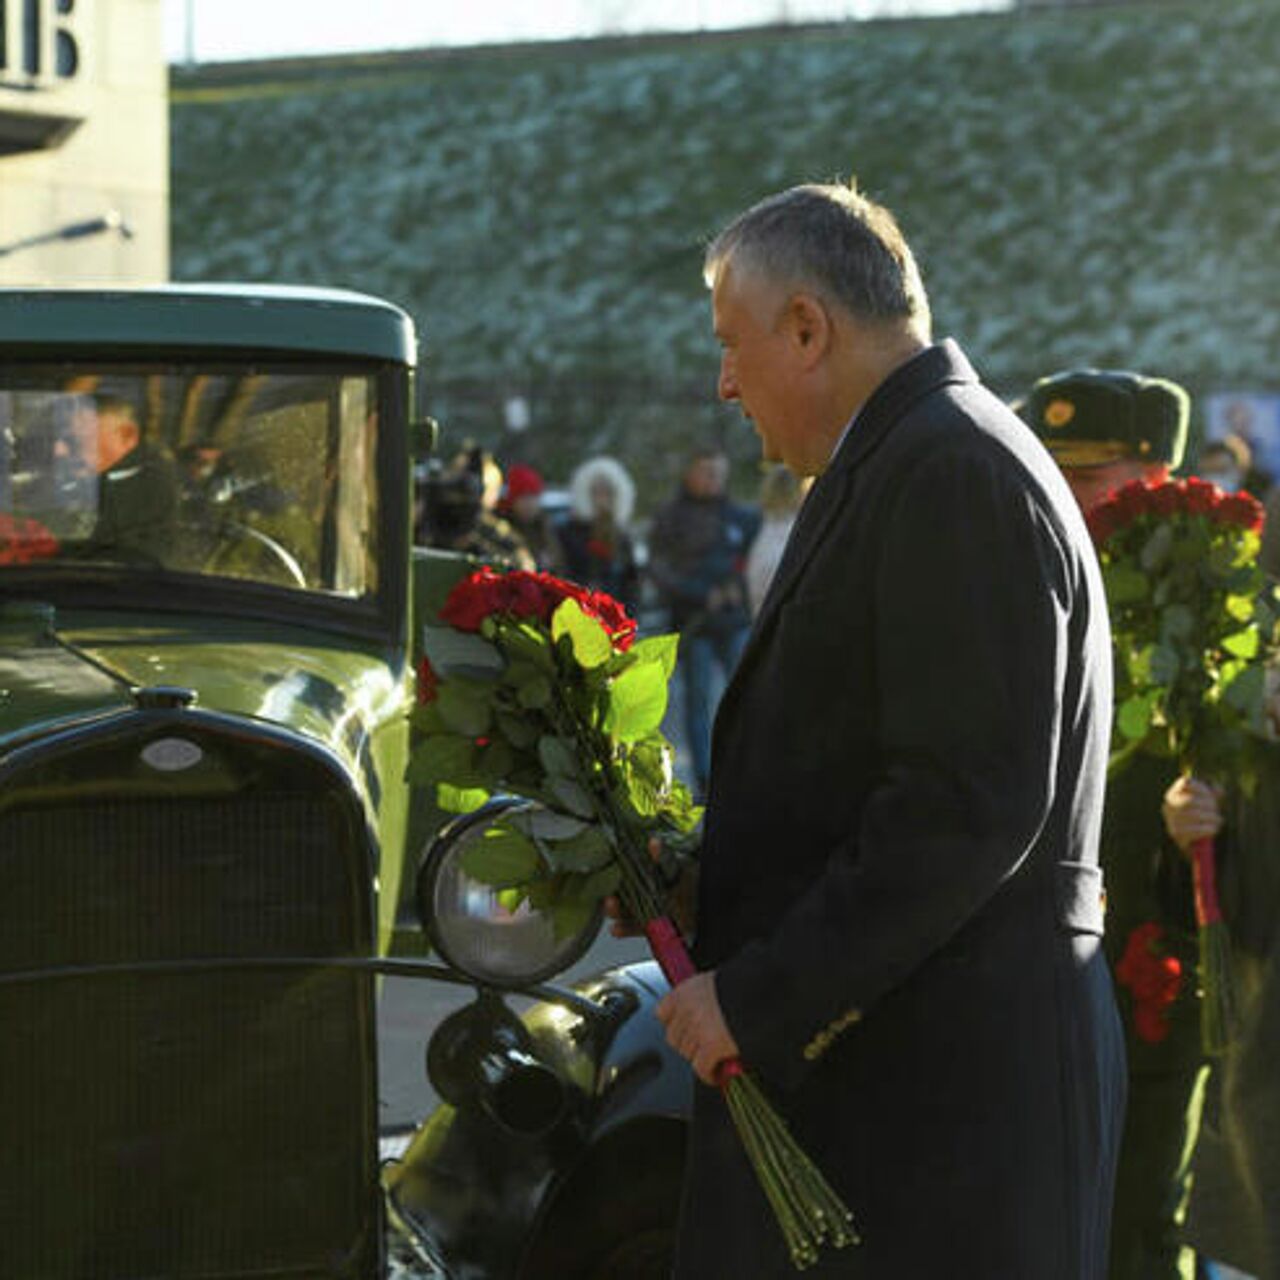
top-left (1087, 503), bottom-right (1119, 544)
top-left (441, 567), bottom-right (637, 652)
top-left (1183, 476), bottom-right (1218, 517)
top-left (416, 655), bottom-right (439, 705)
top-left (1113, 481), bottom-right (1151, 524)
top-left (507, 572), bottom-right (551, 621)
top-left (1133, 1004), bottom-right (1173, 1044)
top-left (583, 589), bottom-right (636, 650)
top-left (441, 567), bottom-right (506, 631)
top-left (0, 514), bottom-right (60, 565)
top-left (1116, 922), bottom-right (1184, 1043)
top-left (1220, 491), bottom-right (1265, 533)
top-left (1148, 482), bottom-right (1184, 518)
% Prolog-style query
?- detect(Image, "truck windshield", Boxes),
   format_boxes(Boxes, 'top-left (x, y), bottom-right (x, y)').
top-left (0, 364), bottom-right (380, 598)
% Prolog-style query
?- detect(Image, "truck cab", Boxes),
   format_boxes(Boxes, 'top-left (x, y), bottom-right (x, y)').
top-left (0, 286), bottom-right (689, 1279)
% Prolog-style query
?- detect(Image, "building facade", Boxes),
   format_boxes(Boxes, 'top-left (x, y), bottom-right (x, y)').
top-left (0, 0), bottom-right (167, 284)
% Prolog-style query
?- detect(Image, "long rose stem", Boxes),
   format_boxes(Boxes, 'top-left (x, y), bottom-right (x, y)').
top-left (1190, 836), bottom-right (1223, 926)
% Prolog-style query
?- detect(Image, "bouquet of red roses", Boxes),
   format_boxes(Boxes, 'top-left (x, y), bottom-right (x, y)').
top-left (409, 567), bottom-right (857, 1270)
top-left (1089, 476), bottom-right (1276, 1053)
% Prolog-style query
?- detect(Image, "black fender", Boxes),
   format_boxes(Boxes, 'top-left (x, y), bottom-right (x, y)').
top-left (384, 959), bottom-right (693, 1279)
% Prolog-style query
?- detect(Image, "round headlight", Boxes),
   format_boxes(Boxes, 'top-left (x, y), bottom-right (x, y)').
top-left (417, 799), bottom-right (601, 987)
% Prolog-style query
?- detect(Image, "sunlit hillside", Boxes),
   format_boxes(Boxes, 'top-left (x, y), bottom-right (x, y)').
top-left (171, 2), bottom-right (1280, 494)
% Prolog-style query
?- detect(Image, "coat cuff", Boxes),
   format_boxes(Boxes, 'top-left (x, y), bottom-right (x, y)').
top-left (715, 940), bottom-right (859, 1093)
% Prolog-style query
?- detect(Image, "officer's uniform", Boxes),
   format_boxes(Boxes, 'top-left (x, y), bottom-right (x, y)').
top-left (1023, 370), bottom-right (1206, 1280)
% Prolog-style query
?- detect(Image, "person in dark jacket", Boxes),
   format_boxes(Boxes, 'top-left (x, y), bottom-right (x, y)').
top-left (498, 462), bottom-right (565, 572)
top-left (1022, 369), bottom-right (1206, 1280)
top-left (1165, 771), bottom-right (1280, 1280)
top-left (647, 446), bottom-right (759, 797)
top-left (558, 454), bottom-right (640, 613)
top-left (65, 392), bottom-right (178, 563)
top-left (653, 182), bottom-right (1126, 1278)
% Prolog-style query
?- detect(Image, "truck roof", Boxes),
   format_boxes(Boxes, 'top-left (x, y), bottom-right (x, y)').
top-left (0, 284), bottom-right (417, 364)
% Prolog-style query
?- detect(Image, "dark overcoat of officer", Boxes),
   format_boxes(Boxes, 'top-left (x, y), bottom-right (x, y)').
top-left (682, 338), bottom-right (1127, 1277)
top-left (1022, 370), bottom-right (1206, 1280)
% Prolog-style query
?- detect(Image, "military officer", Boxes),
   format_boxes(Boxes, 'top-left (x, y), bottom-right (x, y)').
top-left (1022, 369), bottom-right (1206, 1280)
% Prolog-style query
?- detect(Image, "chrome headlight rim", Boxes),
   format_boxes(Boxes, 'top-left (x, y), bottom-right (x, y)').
top-left (416, 796), bottom-right (602, 989)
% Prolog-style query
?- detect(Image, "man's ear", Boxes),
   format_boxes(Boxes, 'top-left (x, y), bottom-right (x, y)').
top-left (784, 292), bottom-right (832, 369)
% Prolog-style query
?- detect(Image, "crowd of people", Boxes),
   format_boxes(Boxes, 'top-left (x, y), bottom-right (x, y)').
top-left (415, 435), bottom-right (805, 801)
top-left (417, 181), bottom-right (1280, 1280)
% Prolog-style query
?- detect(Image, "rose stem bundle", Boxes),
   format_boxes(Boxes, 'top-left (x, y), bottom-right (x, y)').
top-left (1190, 836), bottom-right (1238, 1055)
top-left (617, 845), bottom-right (858, 1270)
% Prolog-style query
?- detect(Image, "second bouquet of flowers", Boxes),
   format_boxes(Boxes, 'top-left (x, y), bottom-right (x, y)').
top-left (1090, 476), bottom-right (1278, 1053)
top-left (409, 566), bottom-right (857, 1270)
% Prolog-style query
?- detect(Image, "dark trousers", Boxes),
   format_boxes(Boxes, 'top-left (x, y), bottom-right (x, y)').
top-left (1109, 1063), bottom-right (1210, 1280)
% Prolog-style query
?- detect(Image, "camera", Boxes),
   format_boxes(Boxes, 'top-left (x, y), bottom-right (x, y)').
top-left (414, 444), bottom-right (485, 546)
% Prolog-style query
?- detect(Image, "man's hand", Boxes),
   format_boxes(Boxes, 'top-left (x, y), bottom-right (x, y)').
top-left (602, 836), bottom-right (698, 938)
top-left (656, 971), bottom-right (740, 1086)
top-left (1162, 775), bottom-right (1224, 854)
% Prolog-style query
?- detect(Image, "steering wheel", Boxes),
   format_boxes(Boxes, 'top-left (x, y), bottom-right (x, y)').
top-left (178, 519), bottom-right (309, 589)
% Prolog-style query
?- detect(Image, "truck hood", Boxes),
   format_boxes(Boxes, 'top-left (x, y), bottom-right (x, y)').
top-left (0, 603), bottom-right (407, 773)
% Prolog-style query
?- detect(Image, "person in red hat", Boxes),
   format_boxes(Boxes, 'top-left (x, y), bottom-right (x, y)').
top-left (499, 463), bottom-right (564, 572)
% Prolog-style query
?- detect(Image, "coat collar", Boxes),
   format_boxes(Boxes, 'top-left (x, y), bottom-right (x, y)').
top-left (713, 340), bottom-right (978, 729)
top-left (827, 338), bottom-right (978, 478)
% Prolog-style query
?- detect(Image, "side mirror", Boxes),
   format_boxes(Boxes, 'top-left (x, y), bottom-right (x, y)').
top-left (415, 417), bottom-right (439, 458)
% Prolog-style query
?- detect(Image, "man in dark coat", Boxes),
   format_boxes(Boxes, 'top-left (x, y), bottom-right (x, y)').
top-left (647, 446), bottom-right (760, 798)
top-left (655, 182), bottom-right (1127, 1277)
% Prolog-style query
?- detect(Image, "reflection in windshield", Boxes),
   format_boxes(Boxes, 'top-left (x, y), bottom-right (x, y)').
top-left (0, 366), bottom-right (379, 598)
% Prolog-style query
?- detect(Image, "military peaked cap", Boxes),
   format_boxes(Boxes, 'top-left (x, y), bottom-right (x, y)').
top-left (1021, 368), bottom-right (1189, 470)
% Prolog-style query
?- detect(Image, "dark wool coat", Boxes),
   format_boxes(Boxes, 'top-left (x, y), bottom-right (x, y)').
top-left (676, 341), bottom-right (1127, 1279)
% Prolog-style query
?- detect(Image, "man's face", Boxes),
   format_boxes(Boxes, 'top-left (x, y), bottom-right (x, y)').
top-left (64, 404), bottom-right (139, 475)
top-left (512, 493), bottom-right (542, 522)
top-left (685, 454), bottom-right (728, 499)
top-left (712, 264), bottom-right (806, 469)
top-left (1061, 458), bottom-right (1165, 513)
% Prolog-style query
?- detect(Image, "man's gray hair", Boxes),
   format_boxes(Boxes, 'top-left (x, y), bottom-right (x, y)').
top-left (704, 182), bottom-right (931, 338)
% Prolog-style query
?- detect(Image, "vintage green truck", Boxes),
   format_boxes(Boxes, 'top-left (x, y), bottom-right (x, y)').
top-left (0, 286), bottom-right (689, 1279)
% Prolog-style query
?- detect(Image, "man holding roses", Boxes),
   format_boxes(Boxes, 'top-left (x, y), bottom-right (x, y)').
top-left (655, 183), bottom-right (1125, 1277)
top-left (1022, 369), bottom-right (1208, 1280)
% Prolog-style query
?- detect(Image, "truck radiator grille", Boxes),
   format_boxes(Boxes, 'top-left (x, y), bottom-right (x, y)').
top-left (0, 794), bottom-right (378, 1279)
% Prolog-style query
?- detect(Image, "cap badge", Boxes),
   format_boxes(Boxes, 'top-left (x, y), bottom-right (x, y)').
top-left (1044, 398), bottom-right (1076, 429)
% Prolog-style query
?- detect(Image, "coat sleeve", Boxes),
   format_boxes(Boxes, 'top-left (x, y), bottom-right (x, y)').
top-left (714, 447), bottom-right (1078, 1090)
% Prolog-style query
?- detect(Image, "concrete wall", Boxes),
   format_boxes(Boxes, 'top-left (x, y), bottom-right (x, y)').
top-left (0, 0), bottom-right (168, 284)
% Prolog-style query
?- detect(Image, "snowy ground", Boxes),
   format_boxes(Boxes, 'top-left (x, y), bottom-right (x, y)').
top-left (171, 2), bottom-right (1280, 495)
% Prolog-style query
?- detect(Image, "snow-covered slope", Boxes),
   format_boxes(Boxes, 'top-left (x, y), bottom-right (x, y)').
top-left (171, 3), bottom-right (1280, 490)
